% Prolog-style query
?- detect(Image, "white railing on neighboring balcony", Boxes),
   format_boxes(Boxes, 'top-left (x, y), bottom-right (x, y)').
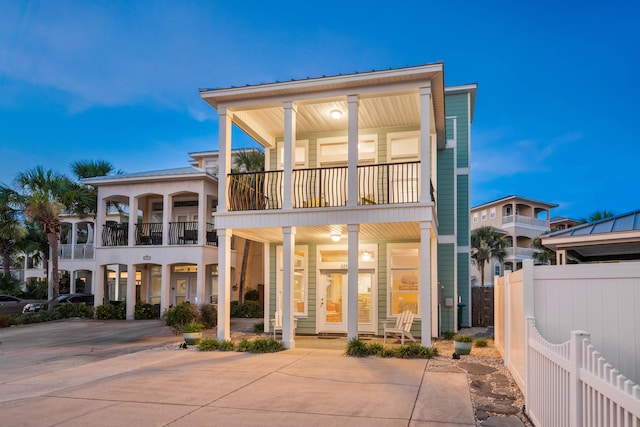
top-left (502, 215), bottom-right (549, 228)
top-left (58, 244), bottom-right (95, 260)
top-left (526, 318), bottom-right (640, 427)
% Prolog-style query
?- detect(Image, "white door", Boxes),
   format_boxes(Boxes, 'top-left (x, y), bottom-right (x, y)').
top-left (172, 274), bottom-right (197, 306)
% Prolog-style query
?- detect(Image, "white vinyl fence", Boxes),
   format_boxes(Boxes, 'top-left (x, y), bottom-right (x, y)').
top-left (495, 260), bottom-right (640, 426)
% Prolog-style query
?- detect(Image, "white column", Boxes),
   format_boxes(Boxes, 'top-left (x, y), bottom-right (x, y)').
top-left (70, 271), bottom-right (76, 294)
top-left (420, 221), bottom-right (432, 347)
top-left (263, 242), bottom-right (270, 333)
top-left (160, 264), bottom-right (171, 312)
top-left (95, 265), bottom-right (105, 307)
top-left (347, 223), bottom-right (359, 340)
top-left (198, 182), bottom-right (207, 245)
top-left (95, 195), bottom-right (105, 250)
top-left (217, 228), bottom-right (232, 341)
top-left (70, 222), bottom-right (77, 259)
top-left (195, 258), bottom-right (205, 305)
top-left (282, 226), bottom-right (296, 348)
top-left (420, 86), bottom-right (432, 203)
top-left (283, 102), bottom-right (297, 210)
top-left (347, 95), bottom-right (359, 207)
top-left (162, 194), bottom-right (170, 245)
top-left (126, 263), bottom-right (136, 320)
top-left (218, 107), bottom-right (232, 213)
top-left (128, 196), bottom-right (137, 247)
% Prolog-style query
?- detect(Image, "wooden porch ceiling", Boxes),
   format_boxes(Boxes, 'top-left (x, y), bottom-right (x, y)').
top-left (230, 222), bottom-right (421, 244)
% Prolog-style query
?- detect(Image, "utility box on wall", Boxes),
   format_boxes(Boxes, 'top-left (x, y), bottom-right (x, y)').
top-left (445, 298), bottom-right (454, 307)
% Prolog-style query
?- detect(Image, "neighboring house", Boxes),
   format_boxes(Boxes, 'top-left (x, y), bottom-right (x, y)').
top-left (470, 195), bottom-right (557, 285)
top-left (200, 64), bottom-right (476, 347)
top-left (79, 156), bottom-right (257, 320)
top-left (549, 215), bottom-right (582, 231)
top-left (541, 208), bottom-right (640, 264)
top-left (58, 211), bottom-right (98, 294)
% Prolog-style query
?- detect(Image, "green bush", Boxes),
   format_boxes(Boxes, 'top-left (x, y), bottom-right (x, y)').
top-left (442, 331), bottom-right (456, 340)
top-left (51, 303), bottom-right (92, 320)
top-left (135, 303), bottom-right (159, 320)
top-left (23, 278), bottom-right (48, 299)
top-left (253, 321), bottom-right (264, 333)
top-left (453, 334), bottom-right (473, 343)
top-left (396, 342), bottom-right (439, 359)
top-left (198, 338), bottom-right (219, 351)
top-left (367, 342), bottom-right (384, 356)
top-left (199, 304), bottom-right (217, 328)
top-left (217, 340), bottom-right (235, 351)
top-left (0, 314), bottom-right (15, 328)
top-left (95, 303), bottom-right (125, 320)
top-left (474, 338), bottom-right (488, 348)
top-left (236, 338), bottom-right (251, 352)
top-left (163, 302), bottom-right (199, 332)
top-left (244, 289), bottom-right (260, 301)
top-left (14, 311), bottom-right (49, 324)
top-left (182, 322), bottom-right (204, 333)
top-left (378, 347), bottom-right (398, 358)
top-left (230, 300), bottom-right (263, 318)
top-left (246, 337), bottom-right (283, 353)
top-left (346, 337), bottom-right (371, 357)
top-left (0, 274), bottom-right (21, 296)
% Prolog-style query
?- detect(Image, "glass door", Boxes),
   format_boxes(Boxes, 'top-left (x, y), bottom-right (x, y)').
top-left (318, 270), bottom-right (347, 332)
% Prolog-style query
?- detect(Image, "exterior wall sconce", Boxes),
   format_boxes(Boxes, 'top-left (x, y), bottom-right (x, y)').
top-left (362, 251), bottom-right (373, 261)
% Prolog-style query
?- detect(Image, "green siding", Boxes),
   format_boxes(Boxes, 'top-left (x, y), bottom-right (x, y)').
top-left (437, 147), bottom-right (455, 235)
top-left (438, 243), bottom-right (455, 333)
top-left (445, 93), bottom-right (470, 169)
top-left (457, 174), bottom-right (469, 246)
top-left (457, 252), bottom-right (470, 328)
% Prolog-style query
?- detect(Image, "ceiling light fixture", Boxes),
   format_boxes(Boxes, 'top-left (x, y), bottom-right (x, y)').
top-left (330, 233), bottom-right (341, 242)
top-left (330, 110), bottom-right (342, 120)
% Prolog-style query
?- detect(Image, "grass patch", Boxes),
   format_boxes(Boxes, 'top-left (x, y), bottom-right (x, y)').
top-left (198, 338), bottom-right (219, 351)
top-left (217, 340), bottom-right (235, 351)
top-left (442, 331), bottom-right (456, 340)
top-left (474, 338), bottom-right (488, 347)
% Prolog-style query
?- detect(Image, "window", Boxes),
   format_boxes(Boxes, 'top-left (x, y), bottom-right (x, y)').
top-left (388, 243), bottom-right (420, 317)
top-left (318, 135), bottom-right (377, 165)
top-left (387, 131), bottom-right (419, 162)
top-left (481, 210), bottom-right (487, 221)
top-left (277, 140), bottom-right (308, 169)
top-left (276, 246), bottom-right (308, 316)
top-left (473, 213), bottom-right (479, 223)
top-left (490, 208), bottom-right (496, 219)
top-left (494, 263), bottom-right (501, 277)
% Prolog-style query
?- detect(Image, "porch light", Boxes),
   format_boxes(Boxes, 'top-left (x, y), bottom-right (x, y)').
top-left (362, 251), bottom-right (373, 261)
top-left (330, 110), bottom-right (342, 120)
top-left (330, 233), bottom-right (341, 242)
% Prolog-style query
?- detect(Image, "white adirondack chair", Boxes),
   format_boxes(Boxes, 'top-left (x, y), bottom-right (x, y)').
top-left (383, 310), bottom-right (416, 344)
top-left (271, 310), bottom-right (298, 339)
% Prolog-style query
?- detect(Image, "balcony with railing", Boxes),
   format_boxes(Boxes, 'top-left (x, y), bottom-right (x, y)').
top-left (169, 221), bottom-right (198, 245)
top-left (135, 223), bottom-right (163, 245)
top-left (102, 223), bottom-right (128, 247)
top-left (502, 215), bottom-right (549, 228)
top-left (59, 244), bottom-right (95, 260)
top-left (227, 161), bottom-right (434, 211)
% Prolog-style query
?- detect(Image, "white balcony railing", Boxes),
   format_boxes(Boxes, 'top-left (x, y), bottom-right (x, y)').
top-left (502, 215), bottom-right (548, 228)
top-left (59, 244), bottom-right (95, 260)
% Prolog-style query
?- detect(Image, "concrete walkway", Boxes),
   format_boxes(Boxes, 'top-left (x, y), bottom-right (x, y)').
top-left (0, 320), bottom-right (476, 426)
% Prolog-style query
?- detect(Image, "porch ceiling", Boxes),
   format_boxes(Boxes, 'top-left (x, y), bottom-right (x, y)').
top-left (230, 222), bottom-right (420, 244)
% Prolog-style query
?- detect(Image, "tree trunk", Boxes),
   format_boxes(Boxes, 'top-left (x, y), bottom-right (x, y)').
top-left (479, 260), bottom-right (485, 326)
top-left (47, 232), bottom-right (60, 311)
top-left (238, 239), bottom-right (250, 304)
top-left (2, 249), bottom-right (10, 277)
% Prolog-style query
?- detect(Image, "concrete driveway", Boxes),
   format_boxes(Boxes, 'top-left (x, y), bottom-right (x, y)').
top-left (0, 320), bottom-right (476, 426)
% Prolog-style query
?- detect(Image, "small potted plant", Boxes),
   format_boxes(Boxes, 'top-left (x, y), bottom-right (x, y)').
top-left (182, 321), bottom-right (205, 345)
top-left (453, 334), bottom-right (473, 355)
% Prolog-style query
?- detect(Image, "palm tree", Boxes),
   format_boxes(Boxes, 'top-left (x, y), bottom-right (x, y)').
top-left (471, 226), bottom-right (507, 325)
top-left (0, 187), bottom-right (27, 277)
top-left (13, 167), bottom-right (78, 308)
top-left (70, 159), bottom-right (120, 179)
top-left (587, 210), bottom-right (614, 222)
top-left (531, 235), bottom-right (554, 265)
top-left (232, 149), bottom-right (265, 303)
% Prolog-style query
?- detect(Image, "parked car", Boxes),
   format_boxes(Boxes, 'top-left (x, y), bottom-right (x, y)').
top-left (22, 293), bottom-right (94, 314)
top-left (0, 295), bottom-right (47, 315)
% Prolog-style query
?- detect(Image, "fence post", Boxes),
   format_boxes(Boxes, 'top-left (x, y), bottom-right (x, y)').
top-left (569, 329), bottom-right (590, 427)
top-left (503, 271), bottom-right (510, 368)
top-left (525, 317), bottom-right (534, 417)
top-left (523, 259), bottom-right (534, 318)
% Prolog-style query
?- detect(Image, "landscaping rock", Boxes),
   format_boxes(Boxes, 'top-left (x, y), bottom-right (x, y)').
top-left (459, 362), bottom-right (498, 375)
top-left (475, 410), bottom-right (490, 421)
top-left (476, 403), bottom-right (520, 415)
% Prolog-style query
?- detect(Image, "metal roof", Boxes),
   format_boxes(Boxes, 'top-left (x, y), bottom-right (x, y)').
top-left (547, 209), bottom-right (640, 237)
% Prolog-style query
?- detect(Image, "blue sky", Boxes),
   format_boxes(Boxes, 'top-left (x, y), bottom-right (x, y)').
top-left (1, 1), bottom-right (638, 219)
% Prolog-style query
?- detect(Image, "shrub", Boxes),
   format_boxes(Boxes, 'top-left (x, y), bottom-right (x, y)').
top-left (378, 347), bottom-right (398, 358)
top-left (198, 338), bottom-right (219, 351)
top-left (217, 340), bottom-right (235, 351)
top-left (51, 303), bottom-right (92, 320)
top-left (246, 337), bottom-right (283, 353)
top-left (453, 334), bottom-right (473, 343)
top-left (163, 302), bottom-right (199, 332)
top-left (182, 322), bottom-right (205, 333)
top-left (14, 311), bottom-right (49, 324)
top-left (367, 342), bottom-right (384, 356)
top-left (230, 300), bottom-right (263, 318)
top-left (397, 342), bottom-right (439, 359)
top-left (236, 338), bottom-right (251, 352)
top-left (95, 303), bottom-right (125, 320)
top-left (244, 289), bottom-right (260, 301)
top-left (442, 331), bottom-right (456, 340)
top-left (346, 337), bottom-right (371, 357)
top-left (253, 321), bottom-right (264, 333)
top-left (135, 303), bottom-right (159, 320)
top-left (24, 278), bottom-right (48, 299)
top-left (199, 304), bottom-right (217, 328)
top-left (474, 338), bottom-right (488, 348)
top-left (0, 274), bottom-right (21, 296)
top-left (0, 314), bottom-right (15, 328)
